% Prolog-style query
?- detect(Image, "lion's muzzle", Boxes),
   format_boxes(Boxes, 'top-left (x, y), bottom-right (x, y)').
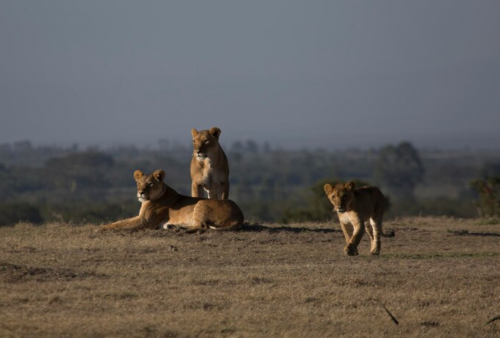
top-left (137, 192), bottom-right (148, 202)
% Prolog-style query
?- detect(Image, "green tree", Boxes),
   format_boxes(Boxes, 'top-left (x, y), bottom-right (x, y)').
top-left (373, 141), bottom-right (424, 200)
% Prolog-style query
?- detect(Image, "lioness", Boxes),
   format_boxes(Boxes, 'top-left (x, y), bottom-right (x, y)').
top-left (324, 181), bottom-right (394, 256)
top-left (190, 127), bottom-right (230, 199)
top-left (100, 169), bottom-right (244, 231)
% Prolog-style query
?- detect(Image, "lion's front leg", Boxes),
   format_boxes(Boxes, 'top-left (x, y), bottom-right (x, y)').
top-left (100, 216), bottom-right (147, 231)
top-left (219, 181), bottom-right (230, 200)
top-left (344, 243), bottom-right (359, 256)
top-left (340, 221), bottom-right (352, 244)
top-left (191, 182), bottom-right (204, 198)
top-left (344, 218), bottom-right (364, 256)
top-left (207, 182), bottom-right (229, 200)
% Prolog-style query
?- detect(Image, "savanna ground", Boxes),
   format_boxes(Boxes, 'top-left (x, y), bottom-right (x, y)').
top-left (1, 217), bottom-right (500, 337)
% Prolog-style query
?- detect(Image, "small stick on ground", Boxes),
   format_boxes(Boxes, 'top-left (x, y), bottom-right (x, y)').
top-left (486, 314), bottom-right (500, 325)
top-left (381, 303), bottom-right (399, 326)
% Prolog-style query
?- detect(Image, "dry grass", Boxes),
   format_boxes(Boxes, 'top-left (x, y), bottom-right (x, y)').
top-left (1, 217), bottom-right (500, 337)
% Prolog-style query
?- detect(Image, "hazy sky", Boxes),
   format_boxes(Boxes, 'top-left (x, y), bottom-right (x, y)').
top-left (1, 1), bottom-right (499, 149)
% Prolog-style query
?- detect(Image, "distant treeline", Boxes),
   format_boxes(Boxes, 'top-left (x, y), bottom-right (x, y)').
top-left (0, 140), bottom-right (499, 226)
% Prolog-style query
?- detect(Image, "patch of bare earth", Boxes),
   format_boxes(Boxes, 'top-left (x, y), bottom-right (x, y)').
top-left (0, 217), bottom-right (499, 337)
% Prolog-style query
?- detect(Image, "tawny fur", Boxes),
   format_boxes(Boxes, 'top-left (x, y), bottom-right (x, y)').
top-left (324, 181), bottom-right (394, 256)
top-left (100, 169), bottom-right (244, 231)
top-left (190, 127), bottom-right (230, 199)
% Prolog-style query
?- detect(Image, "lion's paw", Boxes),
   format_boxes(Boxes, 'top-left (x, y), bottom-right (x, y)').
top-left (344, 245), bottom-right (359, 256)
top-left (162, 224), bottom-right (177, 230)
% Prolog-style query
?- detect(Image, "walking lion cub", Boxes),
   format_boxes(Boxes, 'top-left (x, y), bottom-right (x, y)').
top-left (100, 169), bottom-right (244, 231)
top-left (324, 181), bottom-right (394, 256)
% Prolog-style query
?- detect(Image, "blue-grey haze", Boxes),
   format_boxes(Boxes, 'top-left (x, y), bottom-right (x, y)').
top-left (1, 1), bottom-right (499, 149)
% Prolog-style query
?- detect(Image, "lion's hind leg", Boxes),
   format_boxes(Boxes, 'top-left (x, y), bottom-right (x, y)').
top-left (192, 201), bottom-right (242, 231)
top-left (365, 221), bottom-right (374, 242)
top-left (161, 223), bottom-right (178, 230)
top-left (195, 214), bottom-right (241, 231)
top-left (369, 218), bottom-right (382, 255)
top-left (208, 220), bottom-right (241, 231)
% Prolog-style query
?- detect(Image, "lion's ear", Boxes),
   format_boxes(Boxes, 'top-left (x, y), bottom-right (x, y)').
top-left (134, 170), bottom-right (144, 182)
top-left (324, 184), bottom-right (333, 195)
top-left (153, 170), bottom-right (165, 182)
top-left (209, 127), bottom-right (221, 139)
top-left (345, 181), bottom-right (356, 191)
top-left (191, 128), bottom-right (198, 138)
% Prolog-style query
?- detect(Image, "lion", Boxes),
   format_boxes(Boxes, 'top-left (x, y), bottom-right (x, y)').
top-left (324, 181), bottom-right (394, 256)
top-left (190, 127), bottom-right (230, 199)
top-left (100, 169), bottom-right (244, 231)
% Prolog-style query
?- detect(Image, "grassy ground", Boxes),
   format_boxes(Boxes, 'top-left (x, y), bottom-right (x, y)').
top-left (1, 217), bottom-right (500, 337)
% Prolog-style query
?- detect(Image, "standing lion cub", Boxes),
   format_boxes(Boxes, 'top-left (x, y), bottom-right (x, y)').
top-left (190, 127), bottom-right (230, 199)
top-left (324, 181), bottom-right (394, 256)
top-left (100, 169), bottom-right (244, 231)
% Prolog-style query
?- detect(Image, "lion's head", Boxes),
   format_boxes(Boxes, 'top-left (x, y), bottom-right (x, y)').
top-left (324, 181), bottom-right (356, 213)
top-left (191, 127), bottom-right (222, 161)
top-left (134, 170), bottom-right (165, 202)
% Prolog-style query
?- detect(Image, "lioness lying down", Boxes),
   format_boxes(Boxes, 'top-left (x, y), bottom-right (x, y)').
top-left (100, 170), bottom-right (244, 231)
top-left (324, 181), bottom-right (394, 256)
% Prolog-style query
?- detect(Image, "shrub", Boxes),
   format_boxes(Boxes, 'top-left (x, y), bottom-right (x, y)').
top-left (0, 203), bottom-right (43, 226)
top-left (470, 176), bottom-right (500, 218)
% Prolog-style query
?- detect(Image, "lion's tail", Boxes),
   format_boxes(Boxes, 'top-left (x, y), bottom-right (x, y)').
top-left (381, 193), bottom-right (394, 237)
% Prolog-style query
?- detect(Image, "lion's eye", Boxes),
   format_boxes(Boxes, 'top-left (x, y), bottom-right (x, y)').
top-left (204, 140), bottom-right (209, 145)
top-left (148, 183), bottom-right (154, 187)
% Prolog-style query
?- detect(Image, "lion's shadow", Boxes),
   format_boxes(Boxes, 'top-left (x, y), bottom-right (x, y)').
top-left (449, 230), bottom-right (500, 237)
top-left (238, 223), bottom-right (340, 234)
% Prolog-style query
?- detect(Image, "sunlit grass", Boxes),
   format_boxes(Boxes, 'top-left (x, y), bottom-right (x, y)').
top-left (1, 217), bottom-right (500, 337)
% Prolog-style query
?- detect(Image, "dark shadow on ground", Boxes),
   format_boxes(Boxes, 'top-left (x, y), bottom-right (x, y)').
top-left (141, 223), bottom-right (341, 235)
top-left (448, 230), bottom-right (500, 237)
top-left (239, 223), bottom-right (340, 234)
